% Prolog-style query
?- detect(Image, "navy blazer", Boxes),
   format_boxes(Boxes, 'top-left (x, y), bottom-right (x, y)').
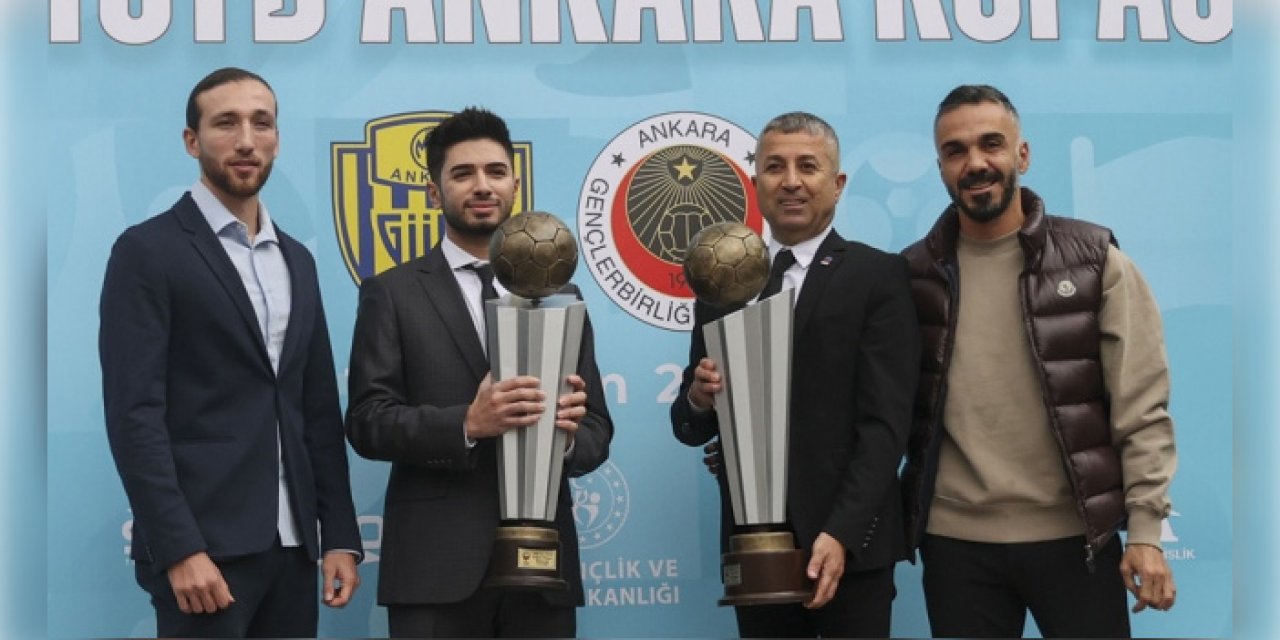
top-left (345, 247), bottom-right (613, 607)
top-left (671, 230), bottom-right (921, 571)
top-left (99, 192), bottom-right (362, 573)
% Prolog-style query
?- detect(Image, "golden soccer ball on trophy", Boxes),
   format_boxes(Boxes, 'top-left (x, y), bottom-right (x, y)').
top-left (682, 221), bottom-right (769, 307)
top-left (489, 212), bottom-right (579, 299)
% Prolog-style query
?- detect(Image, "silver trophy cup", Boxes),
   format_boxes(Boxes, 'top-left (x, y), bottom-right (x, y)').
top-left (682, 221), bottom-right (813, 606)
top-left (482, 295), bottom-right (584, 591)
top-left (704, 290), bottom-right (812, 605)
top-left (481, 212), bottom-right (583, 591)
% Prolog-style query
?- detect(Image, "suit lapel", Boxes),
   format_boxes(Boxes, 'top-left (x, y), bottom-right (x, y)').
top-left (417, 249), bottom-right (489, 381)
top-left (793, 230), bottom-right (847, 339)
top-left (276, 233), bottom-right (307, 374)
top-left (176, 194), bottom-right (272, 368)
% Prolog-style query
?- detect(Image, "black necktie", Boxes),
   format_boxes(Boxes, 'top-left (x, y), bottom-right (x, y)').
top-left (467, 263), bottom-right (499, 302)
top-left (758, 249), bottom-right (796, 300)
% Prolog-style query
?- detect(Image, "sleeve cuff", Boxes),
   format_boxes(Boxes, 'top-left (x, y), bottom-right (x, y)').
top-left (463, 422), bottom-right (477, 449)
top-left (1125, 508), bottom-right (1165, 549)
top-left (687, 388), bottom-right (712, 415)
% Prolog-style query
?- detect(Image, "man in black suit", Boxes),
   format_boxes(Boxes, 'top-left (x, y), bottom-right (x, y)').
top-left (345, 107), bottom-right (613, 638)
top-left (99, 67), bottom-right (363, 638)
top-left (671, 112), bottom-right (920, 638)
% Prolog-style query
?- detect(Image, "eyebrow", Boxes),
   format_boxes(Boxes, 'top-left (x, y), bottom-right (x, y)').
top-left (763, 153), bottom-right (822, 163)
top-left (447, 161), bottom-right (510, 173)
top-left (940, 130), bottom-right (1006, 146)
top-left (210, 108), bottom-right (274, 121)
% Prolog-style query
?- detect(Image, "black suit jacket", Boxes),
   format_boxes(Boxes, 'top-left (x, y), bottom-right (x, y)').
top-left (99, 193), bottom-right (362, 573)
top-left (345, 248), bottom-right (613, 606)
top-left (671, 230), bottom-right (920, 571)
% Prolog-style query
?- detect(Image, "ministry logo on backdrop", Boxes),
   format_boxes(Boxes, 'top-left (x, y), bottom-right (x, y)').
top-left (571, 461), bottom-right (630, 549)
top-left (578, 113), bottom-right (763, 331)
top-left (331, 112), bottom-right (534, 285)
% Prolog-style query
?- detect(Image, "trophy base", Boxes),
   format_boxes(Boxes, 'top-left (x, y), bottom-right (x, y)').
top-left (718, 531), bottom-right (813, 607)
top-left (483, 524), bottom-right (568, 591)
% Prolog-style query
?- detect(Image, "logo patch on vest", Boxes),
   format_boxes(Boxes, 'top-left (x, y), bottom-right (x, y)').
top-left (1056, 280), bottom-right (1077, 297)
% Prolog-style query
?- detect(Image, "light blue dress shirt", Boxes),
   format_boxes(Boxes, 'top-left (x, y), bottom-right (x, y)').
top-left (190, 181), bottom-right (301, 548)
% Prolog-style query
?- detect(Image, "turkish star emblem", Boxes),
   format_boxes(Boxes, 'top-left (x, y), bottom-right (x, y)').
top-left (673, 156), bottom-right (698, 182)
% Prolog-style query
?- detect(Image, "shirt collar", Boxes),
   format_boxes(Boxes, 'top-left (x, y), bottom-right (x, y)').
top-left (190, 180), bottom-right (278, 245)
top-left (440, 234), bottom-right (485, 271)
top-left (768, 223), bottom-right (833, 269)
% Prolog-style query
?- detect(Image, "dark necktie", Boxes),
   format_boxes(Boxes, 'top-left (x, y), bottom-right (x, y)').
top-left (466, 262), bottom-right (499, 302)
top-left (758, 249), bottom-right (796, 300)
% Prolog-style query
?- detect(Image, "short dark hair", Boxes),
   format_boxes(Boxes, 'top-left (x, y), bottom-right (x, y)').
top-left (935, 84), bottom-right (1018, 125)
top-left (424, 107), bottom-right (515, 185)
top-left (186, 67), bottom-right (275, 131)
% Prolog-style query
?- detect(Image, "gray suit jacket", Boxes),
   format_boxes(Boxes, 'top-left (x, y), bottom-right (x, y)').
top-left (346, 247), bottom-right (612, 606)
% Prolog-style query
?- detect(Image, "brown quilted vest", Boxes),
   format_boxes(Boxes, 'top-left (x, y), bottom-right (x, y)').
top-left (900, 188), bottom-right (1125, 567)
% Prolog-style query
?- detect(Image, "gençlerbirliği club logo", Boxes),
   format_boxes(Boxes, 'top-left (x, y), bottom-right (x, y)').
top-left (577, 113), bottom-right (764, 331)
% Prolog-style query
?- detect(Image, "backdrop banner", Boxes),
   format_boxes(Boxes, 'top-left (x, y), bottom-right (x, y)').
top-left (47, 2), bottom-right (1231, 637)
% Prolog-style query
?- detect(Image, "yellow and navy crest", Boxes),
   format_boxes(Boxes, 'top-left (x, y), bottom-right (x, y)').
top-left (331, 112), bottom-right (534, 285)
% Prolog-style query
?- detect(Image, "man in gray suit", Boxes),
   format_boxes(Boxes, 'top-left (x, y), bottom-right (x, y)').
top-left (345, 107), bottom-right (613, 638)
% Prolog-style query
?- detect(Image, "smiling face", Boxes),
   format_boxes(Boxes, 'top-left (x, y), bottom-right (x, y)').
top-left (427, 137), bottom-right (520, 251)
top-left (183, 79), bottom-right (278, 210)
top-left (934, 101), bottom-right (1030, 236)
top-left (753, 130), bottom-right (847, 246)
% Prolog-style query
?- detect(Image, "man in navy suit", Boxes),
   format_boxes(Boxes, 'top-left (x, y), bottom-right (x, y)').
top-left (671, 112), bottom-right (920, 638)
top-left (99, 67), bottom-right (363, 638)
top-left (346, 107), bottom-right (613, 638)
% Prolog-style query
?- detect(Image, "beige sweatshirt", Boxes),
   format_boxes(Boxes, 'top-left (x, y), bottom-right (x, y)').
top-left (926, 233), bottom-right (1176, 548)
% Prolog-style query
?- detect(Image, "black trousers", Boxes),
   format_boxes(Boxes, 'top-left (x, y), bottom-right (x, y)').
top-left (387, 589), bottom-right (576, 638)
top-left (733, 565), bottom-right (895, 638)
top-left (135, 543), bottom-right (317, 638)
top-left (921, 534), bottom-right (1131, 638)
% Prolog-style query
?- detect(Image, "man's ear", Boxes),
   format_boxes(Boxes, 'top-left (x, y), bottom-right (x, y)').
top-left (183, 127), bottom-right (199, 159)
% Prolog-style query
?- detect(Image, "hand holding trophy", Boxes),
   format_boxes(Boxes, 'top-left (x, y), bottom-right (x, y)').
top-left (683, 221), bottom-right (814, 606)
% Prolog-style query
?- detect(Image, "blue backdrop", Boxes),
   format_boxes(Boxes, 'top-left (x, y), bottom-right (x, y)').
top-left (43, 1), bottom-right (1235, 637)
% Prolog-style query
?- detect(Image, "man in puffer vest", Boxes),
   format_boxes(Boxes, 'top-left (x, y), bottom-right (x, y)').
top-left (900, 84), bottom-right (1178, 638)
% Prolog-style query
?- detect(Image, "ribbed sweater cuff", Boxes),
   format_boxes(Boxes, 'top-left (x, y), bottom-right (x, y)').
top-left (1125, 509), bottom-right (1164, 549)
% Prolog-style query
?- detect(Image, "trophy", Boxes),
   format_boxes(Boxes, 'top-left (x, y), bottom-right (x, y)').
top-left (482, 212), bottom-right (584, 591)
top-left (683, 222), bottom-right (813, 606)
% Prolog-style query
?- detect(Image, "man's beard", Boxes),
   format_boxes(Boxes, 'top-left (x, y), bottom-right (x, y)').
top-left (441, 201), bottom-right (510, 238)
top-left (948, 169), bottom-right (1017, 224)
top-left (201, 153), bottom-right (273, 199)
